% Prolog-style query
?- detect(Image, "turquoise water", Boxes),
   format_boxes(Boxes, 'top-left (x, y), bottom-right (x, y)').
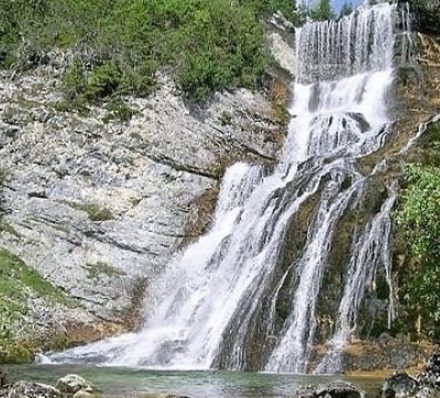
top-left (4, 364), bottom-right (383, 398)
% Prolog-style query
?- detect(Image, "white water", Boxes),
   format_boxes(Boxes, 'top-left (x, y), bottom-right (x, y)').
top-left (314, 182), bottom-right (398, 374)
top-left (44, 3), bottom-right (402, 374)
top-left (266, 3), bottom-right (397, 373)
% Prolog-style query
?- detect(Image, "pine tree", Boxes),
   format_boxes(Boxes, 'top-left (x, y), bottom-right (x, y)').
top-left (310, 0), bottom-right (335, 21)
top-left (339, 2), bottom-right (353, 18)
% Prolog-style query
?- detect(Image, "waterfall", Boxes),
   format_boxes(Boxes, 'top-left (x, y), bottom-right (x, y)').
top-left (44, 3), bottom-right (402, 374)
top-left (314, 182), bottom-right (398, 374)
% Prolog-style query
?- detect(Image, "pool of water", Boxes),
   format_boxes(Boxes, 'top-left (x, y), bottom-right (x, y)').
top-left (3, 364), bottom-right (384, 398)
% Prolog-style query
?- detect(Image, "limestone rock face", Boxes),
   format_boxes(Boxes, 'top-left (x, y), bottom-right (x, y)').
top-left (0, 38), bottom-right (290, 341)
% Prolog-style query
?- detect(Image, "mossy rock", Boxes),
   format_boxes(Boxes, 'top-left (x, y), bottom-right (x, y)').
top-left (0, 248), bottom-right (75, 363)
top-left (0, 340), bottom-right (33, 364)
top-left (64, 202), bottom-right (114, 222)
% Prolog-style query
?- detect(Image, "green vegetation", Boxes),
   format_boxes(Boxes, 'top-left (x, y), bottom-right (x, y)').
top-left (395, 164), bottom-right (440, 339)
top-left (393, 120), bottom-right (440, 340)
top-left (0, 0), bottom-right (300, 103)
top-left (104, 98), bottom-right (138, 123)
top-left (0, 169), bottom-right (6, 186)
top-left (0, 248), bottom-right (68, 309)
top-left (339, 2), bottom-right (353, 18)
top-left (309, 0), bottom-right (335, 21)
top-left (407, 0), bottom-right (439, 13)
top-left (0, 248), bottom-right (71, 363)
top-left (0, 222), bottom-right (20, 238)
top-left (66, 202), bottom-right (114, 222)
top-left (84, 261), bottom-right (123, 279)
top-left (0, 168), bottom-right (6, 215)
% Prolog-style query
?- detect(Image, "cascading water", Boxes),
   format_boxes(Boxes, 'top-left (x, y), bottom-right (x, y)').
top-left (314, 181), bottom-right (398, 374)
top-left (44, 3), bottom-right (403, 374)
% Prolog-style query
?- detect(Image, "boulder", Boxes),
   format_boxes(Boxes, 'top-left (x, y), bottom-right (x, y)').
top-left (294, 382), bottom-right (363, 398)
top-left (73, 391), bottom-right (100, 398)
top-left (0, 370), bottom-right (8, 388)
top-left (55, 374), bottom-right (94, 395)
top-left (382, 372), bottom-right (420, 398)
top-left (0, 381), bottom-right (62, 398)
top-left (139, 395), bottom-right (191, 398)
top-left (418, 352), bottom-right (440, 388)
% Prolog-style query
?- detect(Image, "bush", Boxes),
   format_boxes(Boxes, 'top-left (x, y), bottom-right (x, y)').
top-left (0, 169), bottom-right (6, 186)
top-left (62, 58), bottom-right (87, 101)
top-left (0, 169), bottom-right (6, 215)
top-left (104, 97), bottom-right (137, 123)
top-left (85, 61), bottom-right (122, 101)
top-left (395, 165), bottom-right (440, 339)
top-left (68, 202), bottom-right (114, 222)
top-left (1, 0), bottom-right (299, 102)
top-left (309, 0), bottom-right (335, 21)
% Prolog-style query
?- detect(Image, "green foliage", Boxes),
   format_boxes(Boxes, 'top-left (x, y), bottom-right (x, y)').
top-left (395, 165), bottom-right (440, 338)
top-left (85, 62), bottom-right (122, 101)
top-left (104, 97), bottom-right (137, 123)
top-left (84, 261), bottom-right (123, 279)
top-left (0, 169), bottom-right (7, 220)
top-left (0, 169), bottom-right (6, 186)
top-left (68, 202), bottom-right (114, 222)
top-left (407, 0), bottom-right (439, 12)
top-left (241, 0), bottom-right (301, 24)
top-left (339, 2), bottom-right (353, 18)
top-left (310, 0), bottom-right (336, 21)
top-left (0, 248), bottom-right (68, 305)
top-left (0, 248), bottom-right (71, 363)
top-left (1, 0), bottom-right (301, 102)
top-left (0, 222), bottom-right (20, 238)
top-left (0, 1), bottom-right (20, 67)
top-left (62, 58), bottom-right (88, 102)
top-left (0, 340), bottom-right (33, 364)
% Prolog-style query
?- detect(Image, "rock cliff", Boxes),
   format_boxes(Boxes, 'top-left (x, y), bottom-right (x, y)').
top-left (0, 22), bottom-right (294, 358)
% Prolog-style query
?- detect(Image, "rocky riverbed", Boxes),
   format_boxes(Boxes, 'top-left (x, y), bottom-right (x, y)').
top-left (4, 350), bottom-right (440, 398)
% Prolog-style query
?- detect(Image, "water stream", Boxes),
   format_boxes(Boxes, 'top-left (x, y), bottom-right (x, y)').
top-left (43, 3), bottom-right (403, 374)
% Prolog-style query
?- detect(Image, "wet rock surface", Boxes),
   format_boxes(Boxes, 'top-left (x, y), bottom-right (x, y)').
top-left (418, 352), bottom-right (440, 388)
top-left (139, 395), bottom-right (191, 398)
top-left (382, 351), bottom-right (440, 398)
top-left (0, 371), bottom-right (195, 398)
top-left (0, 381), bottom-right (62, 398)
top-left (55, 374), bottom-right (95, 395)
top-left (383, 372), bottom-right (420, 398)
top-left (0, 374), bottom-right (98, 398)
top-left (294, 382), bottom-right (363, 398)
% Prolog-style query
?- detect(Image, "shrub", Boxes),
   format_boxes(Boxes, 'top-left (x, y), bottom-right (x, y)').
top-left (395, 165), bottom-right (440, 339)
top-left (1, 0), bottom-right (300, 102)
top-left (85, 61), bottom-right (122, 101)
top-left (0, 169), bottom-right (6, 215)
top-left (62, 58), bottom-right (87, 101)
top-left (104, 97), bottom-right (137, 123)
top-left (0, 169), bottom-right (6, 186)
top-left (309, 0), bottom-right (336, 21)
top-left (69, 202), bottom-right (114, 222)
top-left (84, 261), bottom-right (123, 279)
